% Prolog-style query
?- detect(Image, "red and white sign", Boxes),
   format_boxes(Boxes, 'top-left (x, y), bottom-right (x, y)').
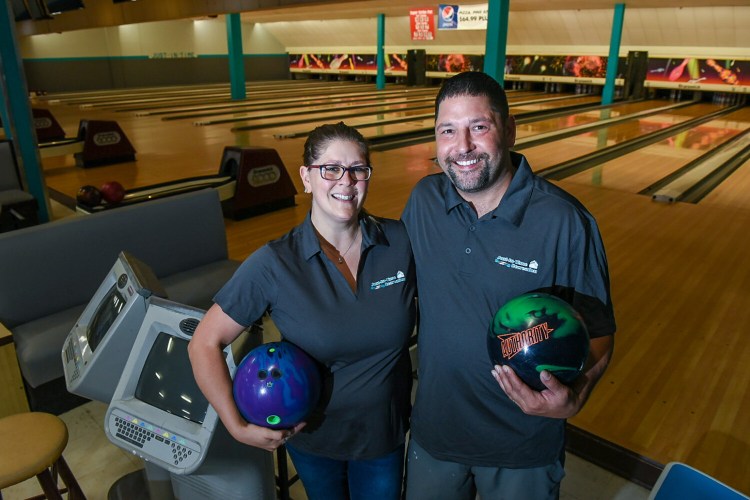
top-left (410, 8), bottom-right (435, 41)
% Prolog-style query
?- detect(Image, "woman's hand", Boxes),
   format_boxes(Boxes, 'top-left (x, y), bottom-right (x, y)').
top-left (229, 421), bottom-right (307, 452)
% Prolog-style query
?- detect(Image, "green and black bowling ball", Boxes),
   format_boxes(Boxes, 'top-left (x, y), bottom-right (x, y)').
top-left (487, 292), bottom-right (589, 391)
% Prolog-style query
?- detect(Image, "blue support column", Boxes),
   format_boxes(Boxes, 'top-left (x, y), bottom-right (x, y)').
top-left (376, 14), bottom-right (386, 90)
top-left (602, 3), bottom-right (625, 105)
top-left (226, 13), bottom-right (246, 100)
top-left (484, 0), bottom-right (510, 85)
top-left (0, 0), bottom-right (50, 222)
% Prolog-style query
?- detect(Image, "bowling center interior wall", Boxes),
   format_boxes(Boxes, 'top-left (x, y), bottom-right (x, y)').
top-left (15, 6), bottom-right (750, 92)
top-left (19, 17), bottom-right (289, 91)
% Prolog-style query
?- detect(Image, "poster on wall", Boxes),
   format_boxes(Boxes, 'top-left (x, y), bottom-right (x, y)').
top-left (504, 55), bottom-right (617, 78)
top-left (290, 54), bottom-right (359, 70)
top-left (438, 3), bottom-right (488, 30)
top-left (427, 53), bottom-right (484, 73)
top-left (410, 7), bottom-right (435, 41)
top-left (289, 53), bottom-right (406, 72)
top-left (646, 57), bottom-right (745, 86)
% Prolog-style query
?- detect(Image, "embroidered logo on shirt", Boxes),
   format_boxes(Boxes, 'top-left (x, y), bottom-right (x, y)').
top-left (495, 256), bottom-right (539, 274)
top-left (370, 270), bottom-right (406, 290)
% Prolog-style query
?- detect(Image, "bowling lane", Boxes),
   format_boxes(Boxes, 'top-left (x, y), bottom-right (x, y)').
top-left (514, 100), bottom-right (668, 139)
top-left (519, 102), bottom-right (725, 172)
top-left (561, 106), bottom-right (750, 194)
top-left (358, 94), bottom-right (605, 140)
top-left (157, 88), bottom-right (439, 121)
top-left (264, 92), bottom-right (585, 140)
top-left (41, 82), bottom-right (436, 201)
top-left (86, 82), bottom-right (374, 110)
top-left (217, 98), bottom-right (436, 129)
top-left (511, 94), bottom-right (600, 114)
top-left (134, 86), bottom-right (438, 116)
top-left (693, 129), bottom-right (750, 212)
top-left (40, 82), bottom-right (232, 104)
top-left (43, 80), bottom-right (351, 108)
top-left (118, 81), bottom-right (400, 112)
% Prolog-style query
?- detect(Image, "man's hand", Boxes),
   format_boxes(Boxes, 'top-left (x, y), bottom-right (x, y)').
top-left (491, 335), bottom-right (614, 419)
top-left (492, 365), bottom-right (580, 418)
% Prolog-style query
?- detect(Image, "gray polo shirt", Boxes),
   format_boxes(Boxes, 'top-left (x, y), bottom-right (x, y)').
top-left (215, 212), bottom-right (417, 460)
top-left (402, 152), bottom-right (615, 468)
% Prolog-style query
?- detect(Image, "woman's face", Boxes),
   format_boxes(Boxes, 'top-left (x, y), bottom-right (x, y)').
top-left (299, 138), bottom-right (369, 226)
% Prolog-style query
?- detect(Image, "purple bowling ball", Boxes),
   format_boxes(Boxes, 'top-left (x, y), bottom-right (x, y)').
top-left (233, 341), bottom-right (322, 429)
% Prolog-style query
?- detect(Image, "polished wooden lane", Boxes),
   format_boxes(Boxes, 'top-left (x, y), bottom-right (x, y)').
top-left (212, 88), bottom-right (544, 130)
top-left (148, 88), bottom-right (439, 119)
top-left (515, 100), bottom-right (666, 139)
top-left (39, 80), bottom-right (348, 108)
top-left (562, 106), bottom-right (750, 193)
top-left (519, 102), bottom-right (726, 170)
top-left (510, 94), bottom-right (601, 114)
top-left (700, 156), bottom-right (750, 211)
top-left (560, 182), bottom-right (750, 494)
top-left (32, 84), bottom-right (750, 494)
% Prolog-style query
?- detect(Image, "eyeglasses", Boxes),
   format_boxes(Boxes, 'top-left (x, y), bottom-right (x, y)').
top-left (308, 164), bottom-right (372, 181)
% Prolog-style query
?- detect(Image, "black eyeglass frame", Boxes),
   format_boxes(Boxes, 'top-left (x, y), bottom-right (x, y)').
top-left (307, 164), bottom-right (373, 181)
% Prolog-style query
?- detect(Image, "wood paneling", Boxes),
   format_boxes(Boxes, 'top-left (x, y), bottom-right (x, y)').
top-left (0, 324), bottom-right (31, 418)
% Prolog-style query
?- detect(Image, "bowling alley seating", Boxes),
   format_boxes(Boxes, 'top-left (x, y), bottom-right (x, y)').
top-left (0, 411), bottom-right (85, 499)
top-left (0, 189), bottom-right (240, 413)
top-left (648, 462), bottom-right (749, 500)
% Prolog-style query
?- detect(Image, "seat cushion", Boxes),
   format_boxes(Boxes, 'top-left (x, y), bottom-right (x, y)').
top-left (160, 260), bottom-right (240, 311)
top-left (0, 412), bottom-right (68, 488)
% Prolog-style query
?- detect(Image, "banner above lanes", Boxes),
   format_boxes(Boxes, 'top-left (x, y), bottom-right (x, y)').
top-left (438, 3), bottom-right (488, 30)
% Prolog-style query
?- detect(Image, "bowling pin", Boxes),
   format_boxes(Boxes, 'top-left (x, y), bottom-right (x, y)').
top-left (669, 58), bottom-right (690, 81)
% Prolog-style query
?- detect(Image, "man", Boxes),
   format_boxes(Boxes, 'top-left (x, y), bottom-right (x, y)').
top-left (401, 71), bottom-right (616, 499)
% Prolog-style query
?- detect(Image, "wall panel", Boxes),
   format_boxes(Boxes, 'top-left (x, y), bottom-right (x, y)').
top-left (23, 55), bottom-right (290, 91)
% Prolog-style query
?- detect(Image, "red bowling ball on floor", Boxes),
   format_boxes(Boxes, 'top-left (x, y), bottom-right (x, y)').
top-left (100, 181), bottom-right (126, 204)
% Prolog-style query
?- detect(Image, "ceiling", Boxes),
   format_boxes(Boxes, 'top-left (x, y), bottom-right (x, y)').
top-left (241, 0), bottom-right (750, 23)
top-left (12, 0), bottom-right (750, 37)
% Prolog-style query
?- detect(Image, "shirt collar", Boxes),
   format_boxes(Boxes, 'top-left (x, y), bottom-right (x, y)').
top-left (300, 211), bottom-right (390, 261)
top-left (441, 152), bottom-right (534, 227)
top-left (492, 151), bottom-right (534, 227)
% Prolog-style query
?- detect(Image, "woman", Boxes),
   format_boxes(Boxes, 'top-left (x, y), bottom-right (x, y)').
top-left (189, 122), bottom-right (416, 500)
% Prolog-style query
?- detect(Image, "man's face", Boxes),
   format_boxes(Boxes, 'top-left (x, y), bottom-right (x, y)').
top-left (434, 94), bottom-right (516, 195)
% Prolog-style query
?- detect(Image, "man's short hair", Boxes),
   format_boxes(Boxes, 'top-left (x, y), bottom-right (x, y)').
top-left (434, 71), bottom-right (510, 121)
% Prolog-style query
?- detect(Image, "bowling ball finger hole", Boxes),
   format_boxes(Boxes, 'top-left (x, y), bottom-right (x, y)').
top-left (271, 369), bottom-right (282, 379)
top-left (257, 370), bottom-right (268, 380)
top-left (267, 415), bottom-right (281, 426)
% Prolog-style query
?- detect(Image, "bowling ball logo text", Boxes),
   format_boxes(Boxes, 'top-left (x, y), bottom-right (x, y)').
top-left (497, 322), bottom-right (554, 360)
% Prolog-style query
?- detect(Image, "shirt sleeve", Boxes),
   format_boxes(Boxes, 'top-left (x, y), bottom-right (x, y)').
top-left (213, 245), bottom-right (277, 327)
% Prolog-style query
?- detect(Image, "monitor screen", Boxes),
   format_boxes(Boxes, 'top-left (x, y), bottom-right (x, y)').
top-left (63, 251), bottom-right (166, 403)
top-left (134, 332), bottom-right (210, 425)
top-left (105, 297), bottom-right (232, 475)
top-left (87, 284), bottom-right (126, 352)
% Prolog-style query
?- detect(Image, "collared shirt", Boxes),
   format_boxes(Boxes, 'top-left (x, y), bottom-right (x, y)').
top-left (402, 152), bottom-right (615, 467)
top-left (215, 212), bottom-right (416, 460)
